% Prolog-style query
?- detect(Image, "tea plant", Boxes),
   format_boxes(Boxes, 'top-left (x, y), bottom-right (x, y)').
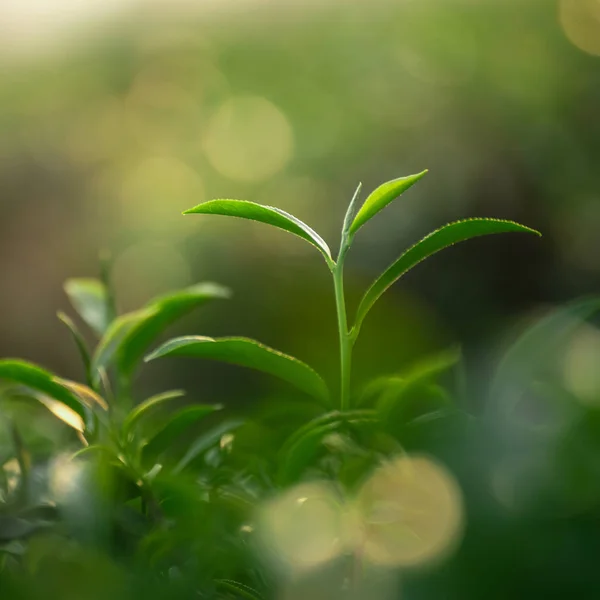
top-left (0, 170), bottom-right (540, 597)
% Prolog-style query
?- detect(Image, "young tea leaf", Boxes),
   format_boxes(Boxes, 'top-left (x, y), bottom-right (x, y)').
top-left (141, 404), bottom-right (223, 462)
top-left (57, 311), bottom-right (92, 384)
top-left (64, 278), bottom-right (111, 336)
top-left (146, 336), bottom-right (330, 406)
top-left (353, 219), bottom-right (541, 333)
top-left (122, 390), bottom-right (186, 438)
top-left (341, 182), bottom-right (363, 237)
top-left (183, 199), bottom-right (332, 265)
top-left (348, 170), bottom-right (428, 236)
top-left (92, 282), bottom-right (230, 383)
top-left (0, 360), bottom-right (87, 419)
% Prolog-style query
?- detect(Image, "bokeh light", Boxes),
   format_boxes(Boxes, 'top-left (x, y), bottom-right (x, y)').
top-left (356, 455), bottom-right (464, 568)
top-left (203, 96), bottom-right (294, 183)
top-left (560, 0), bottom-right (600, 56)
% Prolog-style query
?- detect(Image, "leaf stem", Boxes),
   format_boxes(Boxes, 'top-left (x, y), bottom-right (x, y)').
top-left (333, 241), bottom-right (352, 412)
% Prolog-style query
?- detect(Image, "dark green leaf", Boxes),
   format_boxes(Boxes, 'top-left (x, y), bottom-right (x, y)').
top-left (215, 579), bottom-right (264, 600)
top-left (141, 404), bottom-right (223, 462)
top-left (348, 170), bottom-right (428, 236)
top-left (57, 311), bottom-right (92, 383)
top-left (183, 199), bottom-right (332, 264)
top-left (174, 420), bottom-right (243, 473)
top-left (0, 360), bottom-right (87, 419)
top-left (278, 409), bottom-right (376, 484)
top-left (92, 282), bottom-right (230, 382)
top-left (353, 219), bottom-right (541, 333)
top-left (123, 390), bottom-right (186, 438)
top-left (64, 278), bottom-right (111, 336)
top-left (146, 336), bottom-right (330, 405)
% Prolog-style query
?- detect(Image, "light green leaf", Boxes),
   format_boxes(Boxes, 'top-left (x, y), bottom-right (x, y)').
top-left (0, 360), bottom-right (87, 419)
top-left (146, 336), bottom-right (330, 405)
top-left (92, 282), bottom-right (230, 382)
top-left (353, 219), bottom-right (541, 333)
top-left (122, 390), bottom-right (186, 438)
top-left (64, 278), bottom-right (111, 336)
top-left (141, 404), bottom-right (223, 462)
top-left (348, 170), bottom-right (428, 236)
top-left (183, 200), bottom-right (332, 264)
top-left (341, 182), bottom-right (363, 237)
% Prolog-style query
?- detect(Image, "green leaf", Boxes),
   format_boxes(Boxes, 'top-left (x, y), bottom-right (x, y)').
top-left (0, 360), bottom-right (87, 419)
top-left (92, 282), bottom-right (230, 382)
top-left (141, 404), bottom-right (223, 462)
top-left (353, 219), bottom-right (541, 333)
top-left (57, 312), bottom-right (92, 384)
top-left (215, 579), bottom-right (264, 600)
top-left (146, 336), bottom-right (330, 405)
top-left (183, 199), bottom-right (333, 265)
top-left (278, 409), bottom-right (376, 484)
top-left (341, 182), bottom-right (362, 237)
top-left (348, 170), bottom-right (428, 236)
top-left (122, 390), bottom-right (186, 438)
top-left (64, 278), bottom-right (111, 336)
top-left (174, 420), bottom-right (243, 473)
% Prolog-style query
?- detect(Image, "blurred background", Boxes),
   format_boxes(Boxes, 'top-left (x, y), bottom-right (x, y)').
top-left (2, 0), bottom-right (599, 400)
top-left (3, 0), bottom-right (600, 597)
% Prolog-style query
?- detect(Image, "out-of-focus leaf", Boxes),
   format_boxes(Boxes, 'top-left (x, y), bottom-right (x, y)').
top-left (122, 390), bottom-right (186, 438)
top-left (64, 278), bottom-right (111, 336)
top-left (57, 312), bottom-right (92, 383)
top-left (174, 420), bottom-right (243, 473)
top-left (53, 378), bottom-right (108, 411)
top-left (141, 404), bottom-right (223, 462)
top-left (0, 517), bottom-right (46, 542)
top-left (490, 297), bottom-right (600, 419)
top-left (215, 579), bottom-right (265, 600)
top-left (91, 283), bottom-right (230, 382)
top-left (0, 360), bottom-right (86, 419)
top-left (37, 395), bottom-right (85, 433)
top-left (348, 171), bottom-right (428, 235)
top-left (353, 219), bottom-right (540, 333)
top-left (146, 336), bottom-right (330, 405)
top-left (278, 409), bottom-right (377, 484)
top-left (183, 199), bottom-right (332, 264)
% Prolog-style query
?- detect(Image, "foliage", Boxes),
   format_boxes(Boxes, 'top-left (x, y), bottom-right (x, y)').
top-left (0, 172), bottom-right (549, 599)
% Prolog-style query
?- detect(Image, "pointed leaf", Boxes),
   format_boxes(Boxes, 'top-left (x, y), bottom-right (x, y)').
top-left (183, 200), bottom-right (332, 264)
top-left (64, 278), bottom-right (111, 336)
top-left (57, 312), bottom-right (92, 383)
top-left (215, 580), bottom-right (264, 600)
top-left (146, 336), bottom-right (330, 405)
top-left (123, 390), bottom-right (186, 437)
top-left (37, 395), bottom-right (85, 433)
top-left (354, 219), bottom-right (541, 332)
top-left (92, 282), bottom-right (230, 382)
top-left (342, 182), bottom-right (363, 237)
top-left (0, 360), bottom-right (86, 419)
top-left (348, 170), bottom-right (428, 235)
top-left (174, 420), bottom-right (243, 473)
top-left (141, 404), bottom-right (223, 462)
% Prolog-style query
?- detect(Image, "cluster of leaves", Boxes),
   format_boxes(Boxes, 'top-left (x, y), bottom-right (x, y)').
top-left (0, 171), bottom-right (544, 598)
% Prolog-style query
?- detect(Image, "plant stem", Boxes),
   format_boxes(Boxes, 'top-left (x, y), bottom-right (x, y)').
top-left (333, 244), bottom-right (352, 412)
